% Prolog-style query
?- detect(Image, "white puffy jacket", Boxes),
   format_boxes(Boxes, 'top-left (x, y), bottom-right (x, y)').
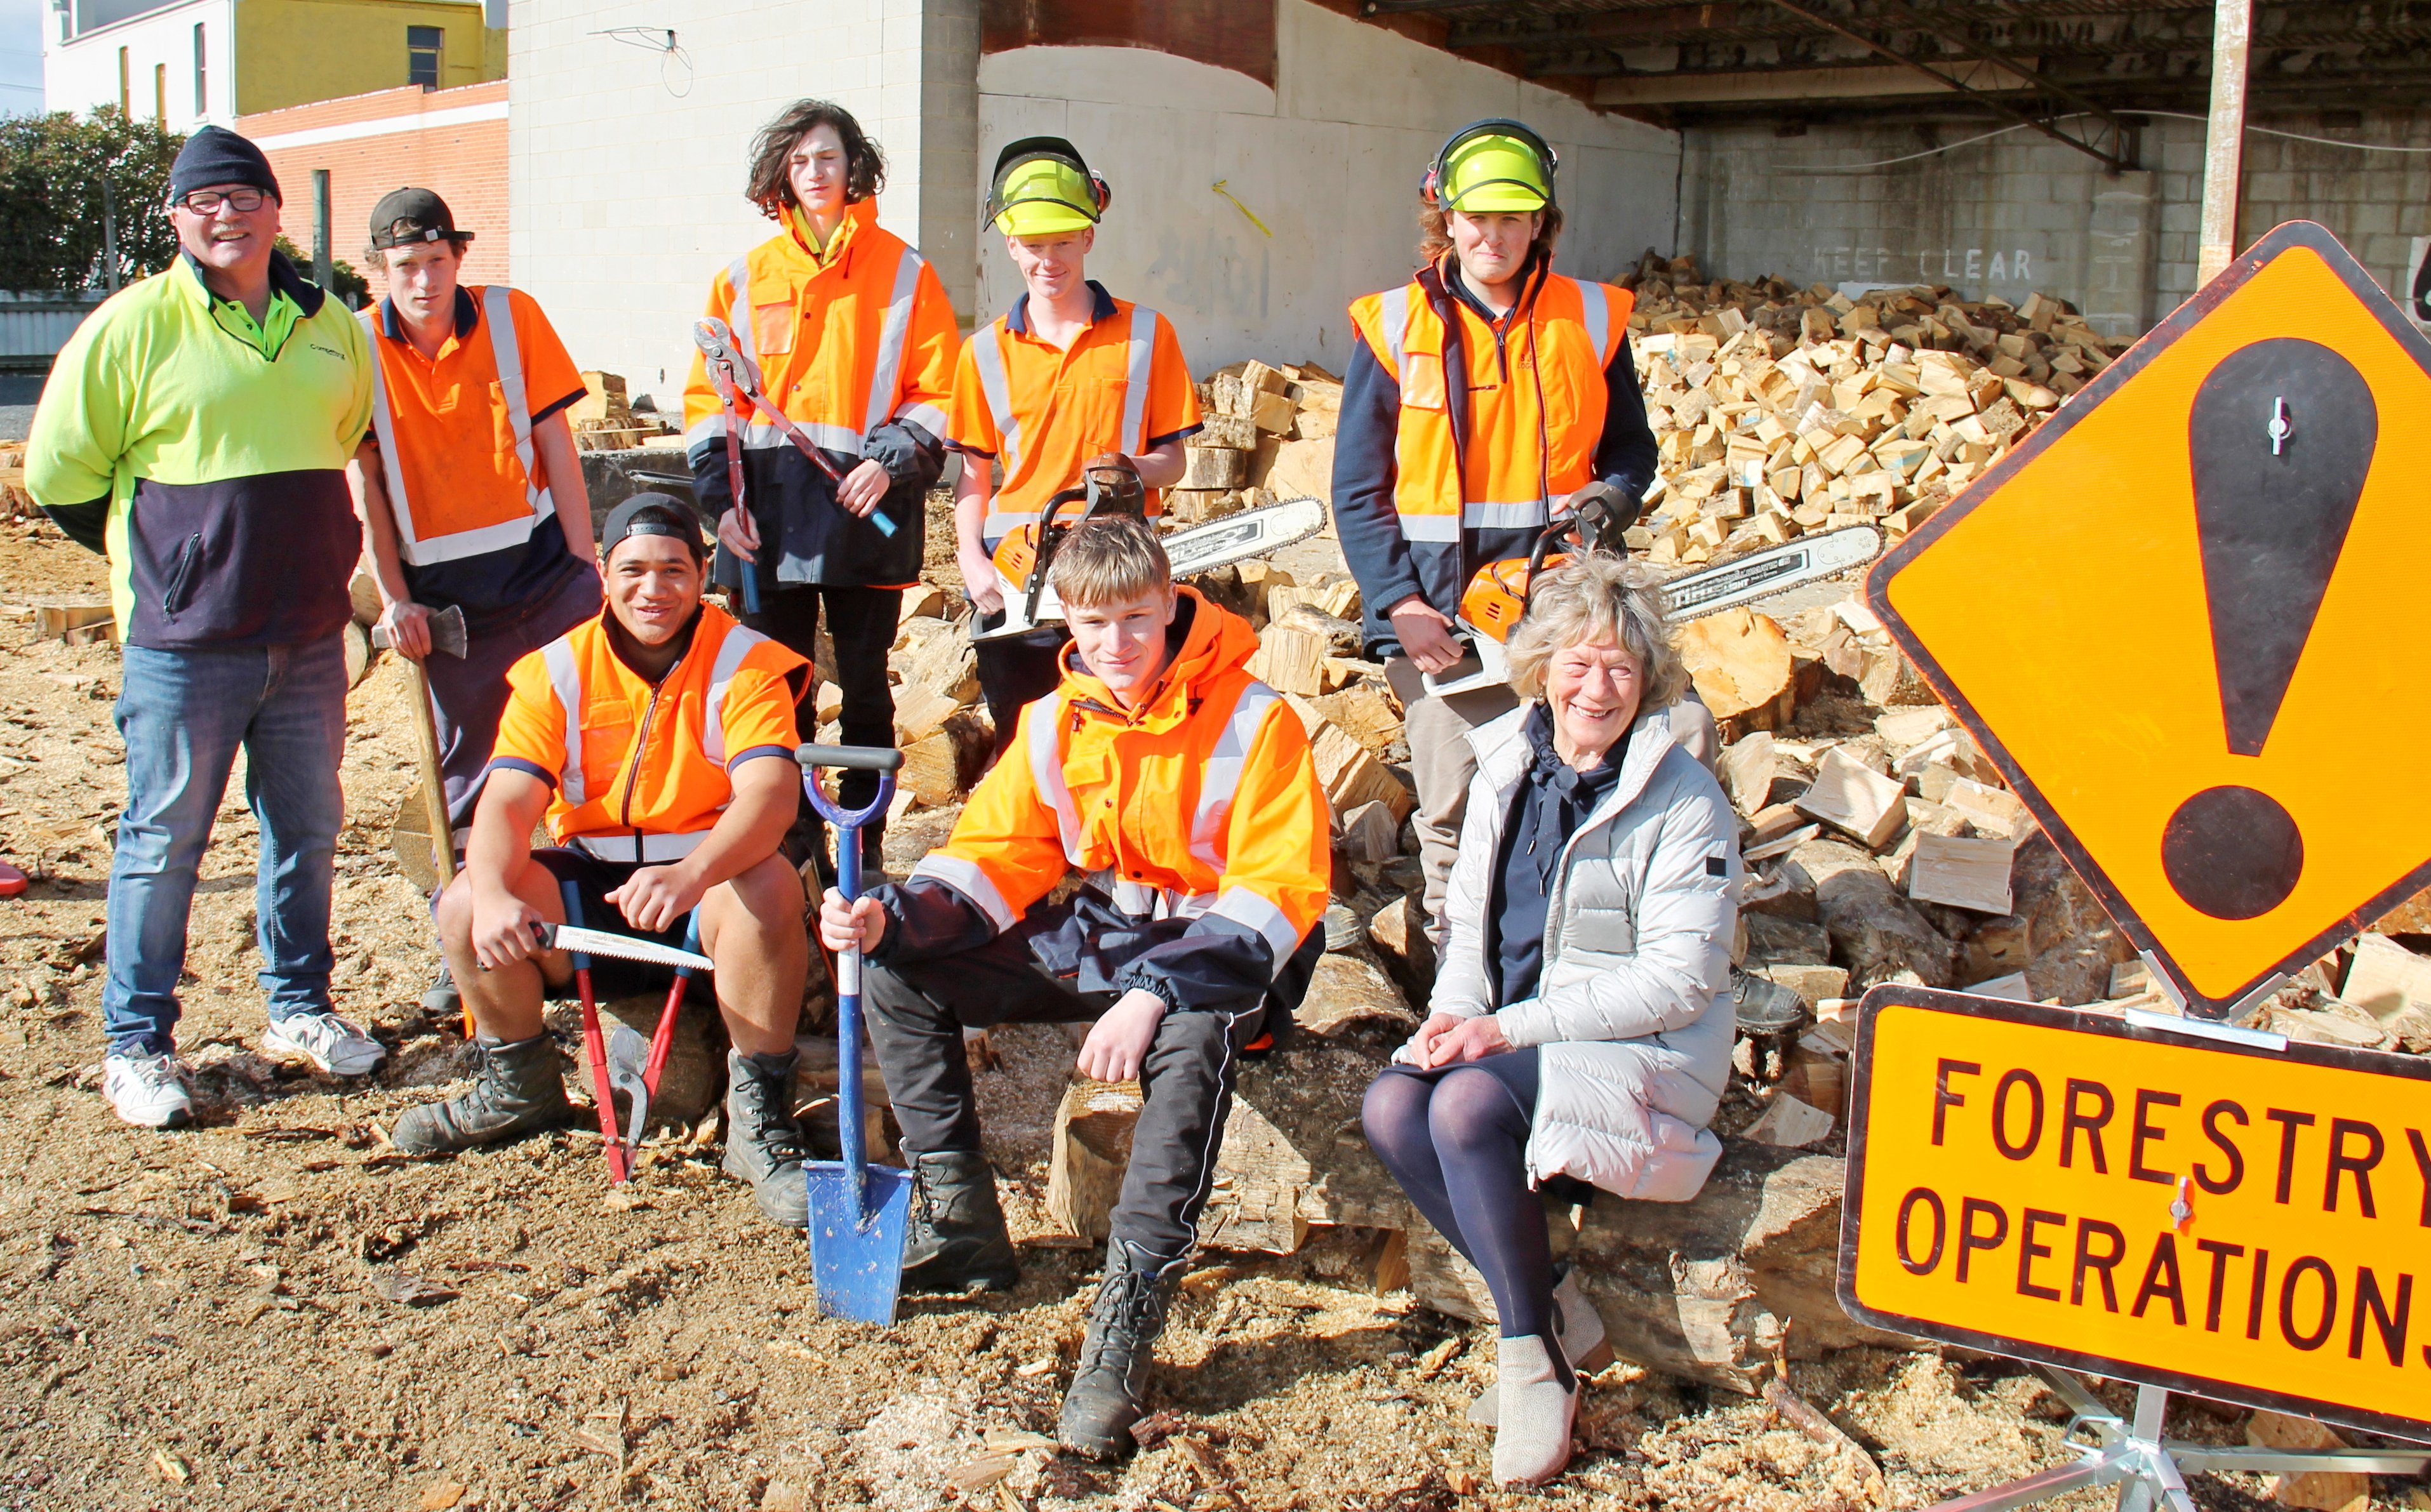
top-left (1421, 704), bottom-right (1742, 1202)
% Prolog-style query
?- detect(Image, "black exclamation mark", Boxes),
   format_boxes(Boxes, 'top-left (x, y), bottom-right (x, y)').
top-left (2162, 339), bottom-right (2376, 919)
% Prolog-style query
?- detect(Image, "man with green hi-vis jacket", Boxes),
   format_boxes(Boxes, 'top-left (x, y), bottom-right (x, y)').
top-left (26, 125), bottom-right (384, 1129)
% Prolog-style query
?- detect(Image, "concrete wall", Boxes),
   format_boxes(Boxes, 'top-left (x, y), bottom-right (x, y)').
top-left (44, 0), bottom-right (232, 129)
top-left (241, 79), bottom-right (507, 285)
top-left (1679, 110), bottom-right (2431, 340)
top-left (978, 0), bottom-right (1682, 374)
top-left (507, 0), bottom-right (976, 413)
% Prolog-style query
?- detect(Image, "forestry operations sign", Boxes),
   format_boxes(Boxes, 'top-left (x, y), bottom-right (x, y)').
top-left (1866, 220), bottom-right (2431, 1017)
top-left (1839, 986), bottom-right (2431, 1439)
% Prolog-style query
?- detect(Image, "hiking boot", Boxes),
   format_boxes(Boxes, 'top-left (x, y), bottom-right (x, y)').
top-left (420, 962), bottom-right (462, 1019)
top-left (390, 1034), bottom-right (570, 1155)
top-left (1469, 1263), bottom-right (1613, 1425)
top-left (103, 1049), bottom-right (192, 1129)
top-left (901, 1149), bottom-right (1020, 1294)
top-left (262, 1010), bottom-right (387, 1078)
top-left (1057, 1240), bottom-right (1188, 1460)
top-left (723, 1049), bottom-right (811, 1228)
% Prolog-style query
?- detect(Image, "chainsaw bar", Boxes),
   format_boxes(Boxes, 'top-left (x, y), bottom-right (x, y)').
top-left (1658, 525), bottom-right (1881, 622)
top-left (971, 496), bottom-right (1330, 641)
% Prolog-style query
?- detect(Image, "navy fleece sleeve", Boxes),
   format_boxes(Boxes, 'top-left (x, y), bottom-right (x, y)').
top-left (1331, 337), bottom-right (1429, 658)
top-left (1594, 335), bottom-right (1659, 506)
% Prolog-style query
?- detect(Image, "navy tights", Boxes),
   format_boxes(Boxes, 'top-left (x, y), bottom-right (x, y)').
top-left (1361, 1050), bottom-right (1555, 1341)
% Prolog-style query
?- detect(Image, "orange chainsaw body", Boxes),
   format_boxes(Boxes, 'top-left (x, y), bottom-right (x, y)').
top-left (1459, 552), bottom-right (1572, 645)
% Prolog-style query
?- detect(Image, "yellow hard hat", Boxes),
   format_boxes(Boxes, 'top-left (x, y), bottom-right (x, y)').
top-left (1432, 121), bottom-right (1555, 214)
top-left (987, 137), bottom-right (1107, 237)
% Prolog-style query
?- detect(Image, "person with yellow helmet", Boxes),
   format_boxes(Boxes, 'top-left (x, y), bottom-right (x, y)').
top-left (683, 99), bottom-right (960, 876)
top-left (1331, 119), bottom-right (1665, 957)
top-left (947, 136), bottom-right (1202, 754)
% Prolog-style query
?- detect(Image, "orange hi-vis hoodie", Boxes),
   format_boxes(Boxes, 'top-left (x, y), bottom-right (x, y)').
top-left (868, 588), bottom-right (1332, 1013)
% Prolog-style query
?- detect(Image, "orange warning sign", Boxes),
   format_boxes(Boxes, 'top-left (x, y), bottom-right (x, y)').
top-left (1841, 987), bottom-right (2431, 1439)
top-left (1867, 221), bottom-right (2431, 1016)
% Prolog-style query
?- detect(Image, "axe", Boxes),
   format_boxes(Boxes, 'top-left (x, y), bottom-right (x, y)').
top-left (371, 604), bottom-right (468, 899)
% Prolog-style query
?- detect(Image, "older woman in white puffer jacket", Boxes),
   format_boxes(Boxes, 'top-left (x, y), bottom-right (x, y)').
top-left (1361, 552), bottom-right (1740, 1488)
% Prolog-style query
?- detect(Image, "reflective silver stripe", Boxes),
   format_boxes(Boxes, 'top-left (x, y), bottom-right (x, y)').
top-left (1024, 690), bottom-right (1084, 865)
top-left (1110, 876), bottom-right (1159, 917)
top-left (1189, 680), bottom-right (1281, 870)
top-left (483, 285), bottom-right (552, 519)
top-left (1465, 497), bottom-right (1553, 529)
top-left (1122, 305), bottom-right (1159, 454)
top-left (893, 399), bottom-right (949, 438)
top-left (863, 246), bottom-right (924, 437)
top-left (1395, 511), bottom-right (1462, 543)
top-left (573, 830), bottom-right (712, 863)
top-left (700, 623), bottom-right (769, 766)
top-left (980, 507), bottom-right (1039, 547)
top-left (542, 640), bottom-right (586, 806)
top-left (969, 323), bottom-right (1021, 475)
top-left (1206, 887), bottom-right (1302, 980)
top-left (356, 307), bottom-right (418, 558)
top-left (910, 853), bottom-right (1017, 932)
top-left (1575, 277), bottom-right (1611, 367)
top-left (1088, 870), bottom-right (1218, 922)
top-left (1376, 285), bottom-right (1411, 384)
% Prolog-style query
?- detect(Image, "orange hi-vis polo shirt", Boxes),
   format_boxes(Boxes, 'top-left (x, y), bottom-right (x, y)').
top-left (361, 285), bottom-right (585, 569)
top-left (947, 281), bottom-right (1201, 547)
top-left (488, 602), bottom-right (811, 866)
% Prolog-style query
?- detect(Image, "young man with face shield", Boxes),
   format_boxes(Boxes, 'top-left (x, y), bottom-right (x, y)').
top-left (1331, 120), bottom-right (1675, 956)
top-left (946, 138), bottom-right (1201, 753)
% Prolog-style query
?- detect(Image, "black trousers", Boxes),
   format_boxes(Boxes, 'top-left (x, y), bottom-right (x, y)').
top-left (975, 628), bottom-right (1069, 762)
top-left (743, 583), bottom-right (899, 847)
top-left (865, 931), bottom-right (1286, 1259)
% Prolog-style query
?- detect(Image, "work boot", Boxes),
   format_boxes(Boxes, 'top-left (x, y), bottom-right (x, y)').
top-left (900, 1150), bottom-right (1020, 1294)
top-left (390, 1034), bottom-right (571, 1154)
top-left (723, 1049), bottom-right (811, 1228)
top-left (1469, 1263), bottom-right (1614, 1425)
top-left (420, 961), bottom-right (462, 1020)
top-left (1057, 1240), bottom-right (1188, 1460)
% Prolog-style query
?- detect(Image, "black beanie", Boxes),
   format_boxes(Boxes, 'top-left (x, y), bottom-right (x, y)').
top-left (169, 126), bottom-right (281, 204)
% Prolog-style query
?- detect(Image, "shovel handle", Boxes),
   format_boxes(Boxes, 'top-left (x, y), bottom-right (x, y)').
top-left (801, 764), bottom-right (899, 1217)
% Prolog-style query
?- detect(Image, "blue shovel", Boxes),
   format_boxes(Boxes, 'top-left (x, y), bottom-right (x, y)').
top-left (795, 741), bottom-right (912, 1324)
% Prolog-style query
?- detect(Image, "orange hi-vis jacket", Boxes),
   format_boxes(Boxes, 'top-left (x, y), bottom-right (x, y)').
top-left (360, 284), bottom-right (585, 566)
top-left (874, 589), bottom-right (1330, 1012)
top-left (946, 282), bottom-right (1201, 548)
top-left (488, 602), bottom-right (810, 865)
top-left (1336, 258), bottom-right (1635, 651)
top-left (683, 199), bottom-right (959, 585)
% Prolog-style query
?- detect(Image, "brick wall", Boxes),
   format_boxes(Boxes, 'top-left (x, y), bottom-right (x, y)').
top-left (239, 79), bottom-right (509, 291)
top-left (1679, 110), bottom-right (2431, 339)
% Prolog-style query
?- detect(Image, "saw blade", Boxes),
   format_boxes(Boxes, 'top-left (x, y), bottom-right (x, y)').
top-left (539, 923), bottom-right (714, 974)
top-left (1161, 496), bottom-right (1329, 578)
top-left (1658, 526), bottom-right (1882, 621)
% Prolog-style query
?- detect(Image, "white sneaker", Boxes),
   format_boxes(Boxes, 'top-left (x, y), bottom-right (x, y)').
top-left (103, 1052), bottom-right (192, 1129)
top-left (263, 1011), bottom-right (387, 1077)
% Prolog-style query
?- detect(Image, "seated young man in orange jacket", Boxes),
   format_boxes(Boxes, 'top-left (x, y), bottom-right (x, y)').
top-left (394, 496), bottom-right (818, 1229)
top-left (818, 514), bottom-right (1329, 1458)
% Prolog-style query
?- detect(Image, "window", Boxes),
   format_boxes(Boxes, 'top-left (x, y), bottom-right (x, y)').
top-left (194, 23), bottom-right (206, 116)
top-left (407, 25), bottom-right (442, 88)
top-left (116, 46), bottom-right (128, 114)
top-left (154, 62), bottom-right (166, 124)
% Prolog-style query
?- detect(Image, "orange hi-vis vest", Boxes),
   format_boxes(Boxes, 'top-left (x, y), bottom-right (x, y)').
top-left (910, 589), bottom-right (1329, 978)
top-left (1347, 259), bottom-right (1633, 552)
top-left (361, 285), bottom-right (575, 565)
top-left (489, 602), bottom-right (809, 865)
top-left (681, 199), bottom-right (957, 463)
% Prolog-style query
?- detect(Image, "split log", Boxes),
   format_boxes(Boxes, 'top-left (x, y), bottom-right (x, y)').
top-left (1408, 1141), bottom-right (1912, 1393)
top-left (1906, 832), bottom-right (2015, 913)
top-left (1040, 1078), bottom-right (1142, 1247)
top-left (1180, 446), bottom-right (1247, 491)
top-left (899, 620), bottom-right (979, 705)
top-left (1247, 624), bottom-right (1329, 698)
top-left (1337, 799), bottom-right (1401, 865)
top-left (898, 710), bottom-right (992, 808)
top-left (1794, 746), bottom-right (1907, 849)
top-left (2342, 933), bottom-right (2431, 1030)
top-left (1263, 438), bottom-right (1334, 504)
top-left (1310, 723), bottom-right (1413, 822)
top-left (1366, 893), bottom-right (1435, 1004)
top-left (1307, 684), bottom-right (1403, 754)
top-left (1792, 837), bottom-right (1956, 988)
top-left (1675, 609), bottom-right (1794, 727)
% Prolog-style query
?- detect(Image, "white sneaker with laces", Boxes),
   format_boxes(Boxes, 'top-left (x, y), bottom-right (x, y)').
top-left (262, 1011), bottom-right (387, 1077)
top-left (103, 1051), bottom-right (192, 1129)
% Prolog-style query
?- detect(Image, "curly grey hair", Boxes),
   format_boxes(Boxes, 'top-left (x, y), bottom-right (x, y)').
top-left (1504, 552), bottom-right (1689, 707)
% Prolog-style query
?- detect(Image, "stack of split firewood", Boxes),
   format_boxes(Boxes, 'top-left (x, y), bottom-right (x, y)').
top-left (1169, 359), bottom-right (1342, 525)
top-left (1620, 250), bottom-right (2116, 568)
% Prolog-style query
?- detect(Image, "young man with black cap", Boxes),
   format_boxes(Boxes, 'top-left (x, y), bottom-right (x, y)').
top-left (392, 496), bottom-right (821, 1228)
top-left (25, 124), bottom-right (381, 1129)
top-left (348, 186), bottom-right (603, 1016)
top-left (949, 136), bottom-right (1201, 752)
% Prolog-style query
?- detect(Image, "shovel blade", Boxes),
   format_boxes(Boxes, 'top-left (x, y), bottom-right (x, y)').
top-left (804, 1159), bottom-right (914, 1325)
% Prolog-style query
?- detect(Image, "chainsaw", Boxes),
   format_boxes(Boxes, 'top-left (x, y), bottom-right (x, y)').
top-left (971, 462), bottom-right (1329, 640)
top-left (1421, 482), bottom-right (1883, 697)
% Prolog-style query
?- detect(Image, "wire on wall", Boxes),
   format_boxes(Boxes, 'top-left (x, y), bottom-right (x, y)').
top-left (589, 26), bottom-right (693, 98)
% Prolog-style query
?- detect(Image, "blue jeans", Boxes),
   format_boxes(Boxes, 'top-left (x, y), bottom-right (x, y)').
top-left (103, 637), bottom-right (350, 1055)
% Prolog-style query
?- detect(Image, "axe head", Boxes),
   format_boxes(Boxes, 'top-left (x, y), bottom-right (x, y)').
top-left (372, 603), bottom-right (469, 658)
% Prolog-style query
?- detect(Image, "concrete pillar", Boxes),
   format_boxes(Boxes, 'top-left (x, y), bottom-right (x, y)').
top-left (913, 0), bottom-right (978, 324)
top-left (2084, 171), bottom-right (2156, 342)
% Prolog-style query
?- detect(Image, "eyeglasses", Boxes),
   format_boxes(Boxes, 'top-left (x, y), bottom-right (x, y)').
top-left (176, 188), bottom-right (269, 214)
